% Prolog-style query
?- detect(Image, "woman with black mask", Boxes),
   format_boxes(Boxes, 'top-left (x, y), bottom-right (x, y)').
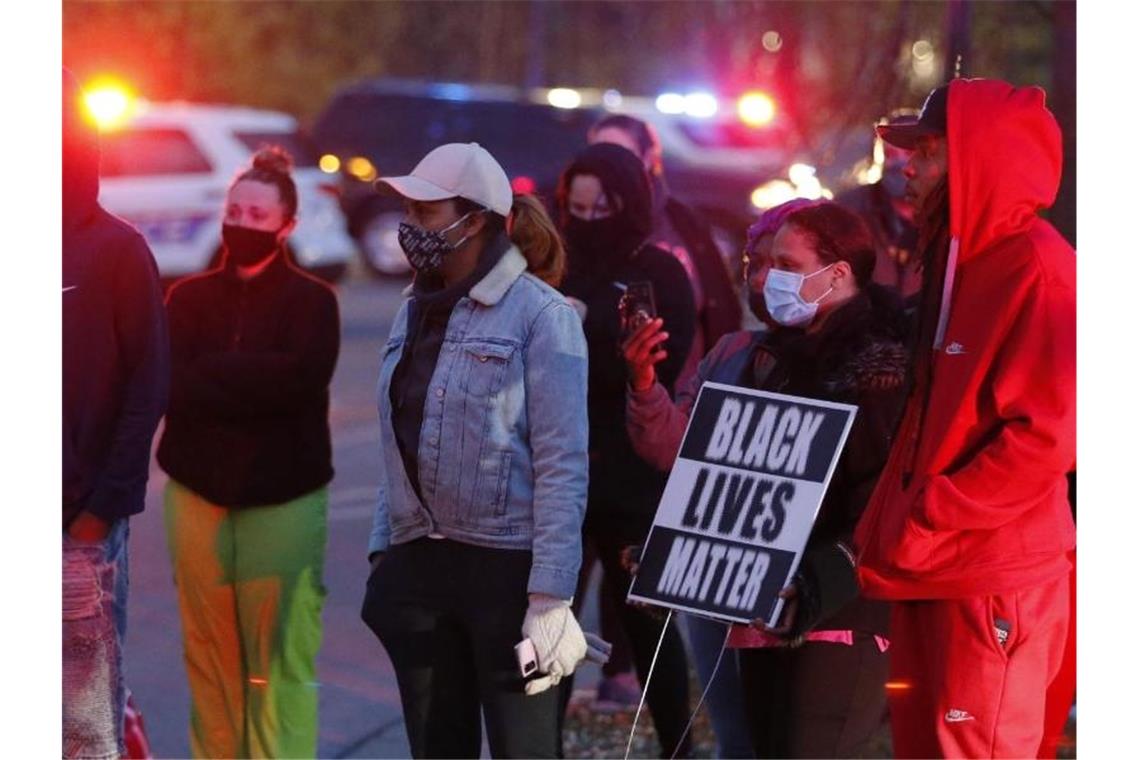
top-left (558, 142), bottom-right (697, 759)
top-left (157, 146), bottom-right (339, 758)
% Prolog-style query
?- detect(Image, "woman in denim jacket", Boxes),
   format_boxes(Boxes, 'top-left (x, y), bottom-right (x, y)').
top-left (360, 143), bottom-right (609, 759)
top-left (623, 201), bottom-right (910, 758)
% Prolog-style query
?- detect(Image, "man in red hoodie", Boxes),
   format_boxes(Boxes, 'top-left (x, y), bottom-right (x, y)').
top-left (854, 79), bottom-right (1076, 758)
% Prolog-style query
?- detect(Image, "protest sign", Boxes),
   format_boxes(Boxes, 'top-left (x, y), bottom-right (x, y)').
top-left (628, 382), bottom-right (857, 627)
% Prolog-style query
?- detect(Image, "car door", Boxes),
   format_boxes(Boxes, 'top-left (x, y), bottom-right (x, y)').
top-left (97, 125), bottom-right (224, 277)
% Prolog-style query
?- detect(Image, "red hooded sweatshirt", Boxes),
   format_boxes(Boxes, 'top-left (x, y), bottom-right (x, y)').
top-left (854, 79), bottom-right (1076, 600)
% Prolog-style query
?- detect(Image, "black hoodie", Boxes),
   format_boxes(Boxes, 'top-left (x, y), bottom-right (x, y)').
top-left (62, 68), bottom-right (170, 528)
top-left (558, 143), bottom-right (696, 539)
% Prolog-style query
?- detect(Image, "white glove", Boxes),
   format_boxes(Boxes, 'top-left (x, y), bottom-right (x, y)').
top-left (521, 595), bottom-right (613, 696)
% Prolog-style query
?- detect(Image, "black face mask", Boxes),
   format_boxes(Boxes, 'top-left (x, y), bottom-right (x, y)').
top-left (563, 216), bottom-right (642, 280)
top-left (223, 224), bottom-right (282, 267)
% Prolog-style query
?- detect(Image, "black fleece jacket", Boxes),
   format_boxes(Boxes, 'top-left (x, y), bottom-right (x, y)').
top-left (157, 253), bottom-right (340, 507)
top-left (63, 69), bottom-right (170, 528)
top-left (559, 144), bottom-right (697, 540)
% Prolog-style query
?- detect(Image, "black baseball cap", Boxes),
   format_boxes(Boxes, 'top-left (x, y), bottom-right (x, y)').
top-left (876, 84), bottom-right (948, 149)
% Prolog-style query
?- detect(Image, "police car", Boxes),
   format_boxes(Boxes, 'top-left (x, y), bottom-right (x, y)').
top-left (90, 87), bottom-right (356, 282)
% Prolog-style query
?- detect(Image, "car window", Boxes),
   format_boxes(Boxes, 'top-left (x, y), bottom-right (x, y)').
top-left (446, 101), bottom-right (595, 181)
top-left (234, 130), bottom-right (319, 167)
top-left (313, 94), bottom-right (444, 169)
top-left (99, 127), bottom-right (213, 177)
top-left (313, 93), bottom-right (595, 186)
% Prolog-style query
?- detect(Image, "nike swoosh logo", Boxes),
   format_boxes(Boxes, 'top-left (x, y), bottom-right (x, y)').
top-left (62, 286), bottom-right (77, 294)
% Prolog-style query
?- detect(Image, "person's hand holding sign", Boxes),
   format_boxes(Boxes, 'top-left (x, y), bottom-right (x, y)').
top-left (622, 317), bottom-right (670, 392)
top-left (752, 583), bottom-right (800, 642)
top-left (620, 543), bottom-right (668, 622)
top-left (750, 572), bottom-right (826, 646)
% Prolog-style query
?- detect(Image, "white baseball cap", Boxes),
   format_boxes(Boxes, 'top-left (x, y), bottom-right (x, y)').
top-left (374, 142), bottom-right (513, 217)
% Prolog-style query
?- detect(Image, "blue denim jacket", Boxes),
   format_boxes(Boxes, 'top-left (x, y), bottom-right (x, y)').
top-left (368, 246), bottom-right (589, 598)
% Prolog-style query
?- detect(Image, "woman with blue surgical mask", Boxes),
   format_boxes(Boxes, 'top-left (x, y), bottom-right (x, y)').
top-left (622, 201), bottom-right (911, 758)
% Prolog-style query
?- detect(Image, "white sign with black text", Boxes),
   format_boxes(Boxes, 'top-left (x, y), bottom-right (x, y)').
top-left (628, 382), bottom-right (857, 627)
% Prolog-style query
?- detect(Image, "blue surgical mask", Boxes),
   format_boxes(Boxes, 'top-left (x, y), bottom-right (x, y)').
top-left (762, 264), bottom-right (835, 327)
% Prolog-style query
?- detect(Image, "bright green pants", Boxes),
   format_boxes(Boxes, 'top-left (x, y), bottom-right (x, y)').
top-left (164, 480), bottom-right (327, 759)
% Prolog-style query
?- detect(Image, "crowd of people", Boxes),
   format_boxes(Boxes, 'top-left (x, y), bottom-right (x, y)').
top-left (64, 62), bottom-right (1075, 760)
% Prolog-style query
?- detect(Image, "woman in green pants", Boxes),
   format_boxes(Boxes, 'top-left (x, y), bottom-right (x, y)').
top-left (156, 146), bottom-right (340, 758)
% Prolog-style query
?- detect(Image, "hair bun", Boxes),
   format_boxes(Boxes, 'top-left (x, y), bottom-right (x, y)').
top-left (251, 145), bottom-right (294, 175)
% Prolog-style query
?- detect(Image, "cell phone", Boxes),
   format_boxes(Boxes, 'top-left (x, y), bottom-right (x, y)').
top-left (619, 281), bottom-right (657, 339)
top-left (515, 638), bottom-right (538, 678)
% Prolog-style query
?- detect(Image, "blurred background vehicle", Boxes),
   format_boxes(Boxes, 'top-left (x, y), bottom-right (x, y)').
top-left (88, 83), bottom-right (357, 284)
top-left (609, 87), bottom-right (819, 263)
top-left (312, 79), bottom-right (600, 277)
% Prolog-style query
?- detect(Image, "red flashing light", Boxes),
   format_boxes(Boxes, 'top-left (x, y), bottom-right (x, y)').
top-left (511, 175), bottom-right (537, 195)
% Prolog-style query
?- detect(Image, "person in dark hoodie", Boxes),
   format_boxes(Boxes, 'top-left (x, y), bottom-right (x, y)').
top-left (854, 80), bottom-right (1076, 758)
top-left (62, 67), bottom-right (170, 759)
top-left (624, 201), bottom-right (909, 757)
top-left (156, 146), bottom-right (339, 758)
top-left (558, 142), bottom-right (697, 758)
top-left (588, 114), bottom-right (743, 389)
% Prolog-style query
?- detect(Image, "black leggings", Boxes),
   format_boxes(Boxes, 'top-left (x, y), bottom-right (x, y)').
top-left (739, 634), bottom-right (889, 758)
top-left (567, 529), bottom-right (693, 758)
top-left (361, 538), bottom-right (561, 759)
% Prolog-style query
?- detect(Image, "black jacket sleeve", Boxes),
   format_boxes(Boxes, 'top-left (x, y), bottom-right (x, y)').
top-left (85, 237), bottom-right (170, 523)
top-left (651, 251), bottom-right (697, 393)
top-left (793, 380), bottom-right (908, 635)
top-left (165, 284), bottom-right (249, 419)
top-left (664, 198), bottom-right (743, 345)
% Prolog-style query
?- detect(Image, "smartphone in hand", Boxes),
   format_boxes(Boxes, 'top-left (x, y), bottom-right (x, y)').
top-left (619, 281), bottom-right (657, 339)
top-left (515, 638), bottom-right (538, 678)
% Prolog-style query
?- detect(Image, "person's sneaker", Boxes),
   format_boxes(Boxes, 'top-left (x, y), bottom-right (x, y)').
top-left (593, 671), bottom-right (642, 712)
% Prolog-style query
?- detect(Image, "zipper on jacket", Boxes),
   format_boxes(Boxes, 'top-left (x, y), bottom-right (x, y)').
top-left (231, 280), bottom-right (248, 350)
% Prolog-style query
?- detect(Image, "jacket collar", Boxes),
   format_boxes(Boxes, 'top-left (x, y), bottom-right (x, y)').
top-left (222, 248), bottom-right (292, 289)
top-left (469, 245), bottom-right (527, 305)
top-left (404, 244), bottom-right (527, 306)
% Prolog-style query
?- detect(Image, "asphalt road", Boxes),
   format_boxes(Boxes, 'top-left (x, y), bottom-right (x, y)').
top-left (123, 274), bottom-right (606, 758)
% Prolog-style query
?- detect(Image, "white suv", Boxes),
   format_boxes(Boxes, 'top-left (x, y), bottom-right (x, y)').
top-left (97, 102), bottom-right (357, 282)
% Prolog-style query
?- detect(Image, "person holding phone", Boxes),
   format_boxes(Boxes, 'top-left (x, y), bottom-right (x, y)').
top-left (360, 143), bottom-right (608, 759)
top-left (556, 142), bottom-right (697, 758)
top-left (623, 201), bottom-right (909, 758)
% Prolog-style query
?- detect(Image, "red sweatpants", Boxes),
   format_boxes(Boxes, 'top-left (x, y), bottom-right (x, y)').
top-left (1037, 551), bottom-right (1076, 758)
top-left (887, 573), bottom-right (1070, 758)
